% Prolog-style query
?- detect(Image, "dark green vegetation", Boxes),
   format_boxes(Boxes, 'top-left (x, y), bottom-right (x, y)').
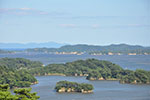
top-left (0, 58), bottom-right (42, 69)
top-left (0, 58), bottom-right (43, 88)
top-left (55, 81), bottom-right (93, 93)
top-left (26, 44), bottom-right (150, 55)
top-left (120, 69), bottom-right (150, 84)
top-left (0, 57), bottom-right (150, 90)
top-left (30, 58), bottom-right (150, 84)
top-left (0, 84), bottom-right (39, 100)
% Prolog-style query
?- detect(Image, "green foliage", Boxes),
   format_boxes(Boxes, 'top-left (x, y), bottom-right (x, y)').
top-left (0, 58), bottom-right (40, 88)
top-left (14, 88), bottom-right (40, 100)
top-left (86, 71), bottom-right (102, 80)
top-left (1, 57), bottom-right (149, 90)
top-left (0, 58), bottom-right (43, 70)
top-left (120, 69), bottom-right (150, 84)
top-left (31, 58), bottom-right (123, 80)
top-left (0, 84), bottom-right (17, 100)
top-left (30, 58), bottom-right (150, 84)
top-left (0, 84), bottom-right (39, 100)
top-left (26, 44), bottom-right (150, 55)
top-left (55, 81), bottom-right (93, 92)
top-left (0, 65), bottom-right (37, 88)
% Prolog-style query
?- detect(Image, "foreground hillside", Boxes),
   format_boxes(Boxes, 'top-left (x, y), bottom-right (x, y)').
top-left (0, 84), bottom-right (39, 100)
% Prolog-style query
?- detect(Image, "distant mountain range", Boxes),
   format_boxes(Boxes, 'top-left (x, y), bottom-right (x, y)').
top-left (1, 43), bottom-right (150, 55)
top-left (0, 42), bottom-right (67, 49)
top-left (26, 44), bottom-right (150, 55)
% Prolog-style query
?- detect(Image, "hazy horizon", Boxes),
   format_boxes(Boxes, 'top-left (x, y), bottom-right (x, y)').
top-left (0, 41), bottom-right (150, 47)
top-left (0, 0), bottom-right (150, 46)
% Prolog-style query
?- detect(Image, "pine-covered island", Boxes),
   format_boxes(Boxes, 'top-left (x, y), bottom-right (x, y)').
top-left (55, 81), bottom-right (94, 93)
top-left (30, 58), bottom-right (150, 84)
top-left (0, 57), bottom-right (150, 90)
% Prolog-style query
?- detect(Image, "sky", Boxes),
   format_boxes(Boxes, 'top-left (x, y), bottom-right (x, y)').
top-left (0, 0), bottom-right (150, 46)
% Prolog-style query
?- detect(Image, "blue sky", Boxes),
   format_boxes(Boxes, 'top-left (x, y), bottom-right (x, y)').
top-left (0, 0), bottom-right (150, 46)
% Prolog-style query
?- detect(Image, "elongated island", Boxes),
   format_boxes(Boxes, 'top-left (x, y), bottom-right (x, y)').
top-left (30, 58), bottom-right (150, 84)
top-left (1, 57), bottom-right (150, 90)
top-left (55, 81), bottom-right (94, 93)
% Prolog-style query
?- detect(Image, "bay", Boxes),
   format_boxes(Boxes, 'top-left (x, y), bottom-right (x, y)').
top-left (1, 53), bottom-right (150, 100)
top-left (31, 76), bottom-right (150, 100)
top-left (0, 53), bottom-right (150, 70)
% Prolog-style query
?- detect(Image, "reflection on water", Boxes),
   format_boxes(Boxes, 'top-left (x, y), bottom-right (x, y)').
top-left (31, 76), bottom-right (150, 100)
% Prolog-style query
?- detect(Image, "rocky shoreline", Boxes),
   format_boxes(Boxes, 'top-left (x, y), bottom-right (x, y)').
top-left (55, 81), bottom-right (94, 94)
top-left (87, 77), bottom-right (119, 81)
top-left (57, 87), bottom-right (93, 93)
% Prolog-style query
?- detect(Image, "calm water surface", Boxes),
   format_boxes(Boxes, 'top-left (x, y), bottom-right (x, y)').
top-left (0, 53), bottom-right (150, 70)
top-left (1, 53), bottom-right (150, 100)
top-left (31, 76), bottom-right (150, 100)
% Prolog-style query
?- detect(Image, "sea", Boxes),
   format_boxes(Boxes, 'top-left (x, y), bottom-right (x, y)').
top-left (1, 53), bottom-right (150, 100)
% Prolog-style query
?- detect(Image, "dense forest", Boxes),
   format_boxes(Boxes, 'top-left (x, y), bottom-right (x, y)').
top-left (0, 57), bottom-right (150, 90)
top-left (30, 58), bottom-right (150, 84)
top-left (0, 58), bottom-right (43, 88)
top-left (26, 44), bottom-right (150, 55)
top-left (55, 81), bottom-right (93, 93)
top-left (0, 84), bottom-right (39, 100)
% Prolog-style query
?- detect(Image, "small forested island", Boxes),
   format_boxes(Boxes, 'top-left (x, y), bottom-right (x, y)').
top-left (0, 57), bottom-right (150, 90)
top-left (55, 81), bottom-right (93, 93)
